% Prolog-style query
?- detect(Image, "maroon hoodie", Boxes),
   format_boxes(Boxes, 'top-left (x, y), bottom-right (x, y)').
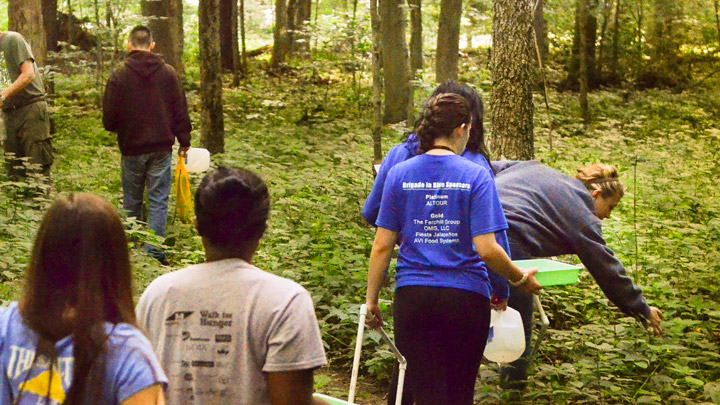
top-left (102, 50), bottom-right (192, 156)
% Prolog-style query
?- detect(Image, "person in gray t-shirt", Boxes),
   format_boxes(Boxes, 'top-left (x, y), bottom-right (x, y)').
top-left (0, 31), bottom-right (52, 178)
top-left (137, 167), bottom-right (329, 405)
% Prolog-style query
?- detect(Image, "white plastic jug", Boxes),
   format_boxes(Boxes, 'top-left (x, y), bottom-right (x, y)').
top-left (184, 148), bottom-right (210, 173)
top-left (483, 307), bottom-right (525, 363)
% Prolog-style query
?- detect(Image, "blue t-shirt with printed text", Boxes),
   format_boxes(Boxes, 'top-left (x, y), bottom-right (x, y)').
top-left (376, 153), bottom-right (508, 298)
top-left (362, 134), bottom-right (512, 298)
top-left (0, 302), bottom-right (167, 405)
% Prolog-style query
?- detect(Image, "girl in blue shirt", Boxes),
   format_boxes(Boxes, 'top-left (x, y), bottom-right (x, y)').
top-left (0, 194), bottom-right (167, 404)
top-left (364, 94), bottom-right (542, 405)
top-left (362, 80), bottom-right (513, 306)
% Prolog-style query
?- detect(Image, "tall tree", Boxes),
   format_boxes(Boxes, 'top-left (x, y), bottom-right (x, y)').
top-left (408, 0), bottom-right (422, 71)
top-left (579, 0), bottom-right (590, 123)
top-left (141, 0), bottom-right (184, 75)
top-left (491, 0), bottom-right (534, 160)
top-left (9, 0), bottom-right (47, 66)
top-left (271, 0), bottom-right (289, 69)
top-left (370, 0), bottom-right (383, 163)
top-left (532, 0), bottom-right (547, 63)
top-left (294, 0), bottom-right (312, 53)
top-left (379, 0), bottom-right (411, 123)
top-left (42, 0), bottom-right (59, 53)
top-left (199, 0), bottom-right (225, 153)
top-left (565, 0), bottom-right (598, 90)
top-left (436, 0), bottom-right (462, 82)
top-left (219, 0), bottom-right (239, 70)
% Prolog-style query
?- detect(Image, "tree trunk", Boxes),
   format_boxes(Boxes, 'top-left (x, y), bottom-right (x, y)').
top-left (532, 0), bottom-right (547, 63)
top-left (579, 0), bottom-right (590, 124)
top-left (294, 0), bottom-right (312, 53)
top-left (610, 0), bottom-right (620, 79)
top-left (436, 0), bottom-right (462, 82)
top-left (379, 0), bottom-right (411, 124)
top-left (271, 0), bottom-right (289, 69)
top-left (715, 0), bottom-right (720, 51)
top-left (199, 0), bottom-right (225, 154)
top-left (285, 0), bottom-right (299, 55)
top-left (565, 0), bottom-right (598, 90)
top-left (370, 0), bottom-right (383, 162)
top-left (141, 0), bottom-right (184, 75)
top-left (408, 0), bottom-right (422, 71)
top-left (240, 0), bottom-right (248, 73)
top-left (491, 0), bottom-right (534, 160)
top-left (42, 0), bottom-right (59, 53)
top-left (219, 0), bottom-right (239, 71)
top-left (9, 0), bottom-right (46, 66)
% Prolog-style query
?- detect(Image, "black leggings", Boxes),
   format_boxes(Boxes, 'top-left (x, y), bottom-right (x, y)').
top-left (387, 286), bottom-right (490, 405)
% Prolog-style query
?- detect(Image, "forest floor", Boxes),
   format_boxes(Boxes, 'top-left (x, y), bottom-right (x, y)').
top-left (1, 61), bottom-right (719, 403)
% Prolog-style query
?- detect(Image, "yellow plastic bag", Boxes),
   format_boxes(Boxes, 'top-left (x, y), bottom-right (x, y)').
top-left (174, 155), bottom-right (194, 224)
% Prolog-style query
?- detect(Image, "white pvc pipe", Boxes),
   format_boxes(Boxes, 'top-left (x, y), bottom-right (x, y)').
top-left (532, 294), bottom-right (550, 357)
top-left (348, 304), bottom-right (368, 404)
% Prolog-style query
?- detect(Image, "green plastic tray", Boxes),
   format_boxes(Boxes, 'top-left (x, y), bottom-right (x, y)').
top-left (313, 393), bottom-right (355, 405)
top-left (512, 259), bottom-right (582, 287)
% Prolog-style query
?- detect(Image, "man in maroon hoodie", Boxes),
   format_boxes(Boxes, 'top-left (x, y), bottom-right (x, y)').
top-left (103, 26), bottom-right (192, 264)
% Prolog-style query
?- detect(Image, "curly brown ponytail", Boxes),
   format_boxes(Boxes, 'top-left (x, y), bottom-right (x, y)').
top-left (575, 163), bottom-right (625, 198)
top-left (415, 93), bottom-right (472, 154)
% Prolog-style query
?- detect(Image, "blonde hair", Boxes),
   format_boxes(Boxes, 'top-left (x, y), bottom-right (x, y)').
top-left (575, 164), bottom-right (625, 198)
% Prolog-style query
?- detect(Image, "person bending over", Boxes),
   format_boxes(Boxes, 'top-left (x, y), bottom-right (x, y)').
top-left (0, 194), bottom-right (167, 404)
top-left (137, 167), bottom-right (329, 405)
top-left (492, 161), bottom-right (663, 390)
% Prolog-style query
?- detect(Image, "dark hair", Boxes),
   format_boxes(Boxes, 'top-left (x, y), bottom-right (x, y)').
top-left (195, 167), bottom-right (271, 248)
top-left (19, 193), bottom-right (136, 403)
top-left (429, 80), bottom-right (488, 159)
top-left (129, 25), bottom-right (153, 49)
top-left (415, 93), bottom-right (472, 153)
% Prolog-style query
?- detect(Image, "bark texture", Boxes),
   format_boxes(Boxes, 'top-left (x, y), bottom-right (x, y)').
top-left (436, 0), bottom-right (462, 82)
top-left (9, 0), bottom-right (47, 66)
top-left (219, 0), bottom-right (239, 70)
top-left (491, 0), bottom-right (534, 160)
top-left (199, 0), bottom-right (225, 154)
top-left (271, 0), bottom-right (289, 68)
top-left (408, 0), bottom-right (422, 71)
top-left (532, 0), bottom-right (547, 63)
top-left (565, 0), bottom-right (598, 90)
top-left (42, 0), bottom-right (59, 53)
top-left (141, 0), bottom-right (184, 74)
top-left (370, 0), bottom-right (383, 162)
top-left (379, 0), bottom-right (411, 124)
top-left (579, 0), bottom-right (590, 123)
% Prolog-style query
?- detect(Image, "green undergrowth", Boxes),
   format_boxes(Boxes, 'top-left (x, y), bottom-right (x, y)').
top-left (0, 64), bottom-right (718, 403)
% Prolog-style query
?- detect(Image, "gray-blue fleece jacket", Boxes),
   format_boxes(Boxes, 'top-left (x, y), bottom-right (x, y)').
top-left (492, 160), bottom-right (651, 318)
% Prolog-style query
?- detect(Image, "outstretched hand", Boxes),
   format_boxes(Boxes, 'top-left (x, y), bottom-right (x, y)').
top-left (645, 306), bottom-right (663, 336)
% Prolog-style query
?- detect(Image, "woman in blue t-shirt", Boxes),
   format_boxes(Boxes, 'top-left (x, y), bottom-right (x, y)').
top-left (364, 94), bottom-right (542, 405)
top-left (0, 194), bottom-right (167, 404)
top-left (362, 80), bottom-right (513, 307)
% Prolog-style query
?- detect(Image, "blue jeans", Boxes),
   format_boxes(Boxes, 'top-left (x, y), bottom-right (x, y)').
top-left (121, 151), bottom-right (171, 259)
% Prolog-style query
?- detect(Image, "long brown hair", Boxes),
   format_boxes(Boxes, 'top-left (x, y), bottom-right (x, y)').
top-left (19, 193), bottom-right (136, 403)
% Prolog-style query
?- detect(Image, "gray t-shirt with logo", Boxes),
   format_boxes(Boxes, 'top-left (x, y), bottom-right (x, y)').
top-left (136, 259), bottom-right (327, 404)
top-left (0, 31), bottom-right (44, 109)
